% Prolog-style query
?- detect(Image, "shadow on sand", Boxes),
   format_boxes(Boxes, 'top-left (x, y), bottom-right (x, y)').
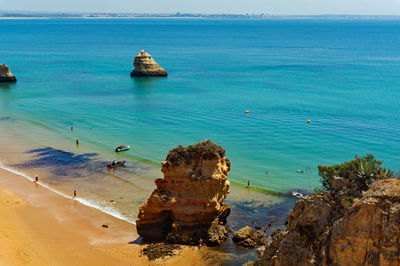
top-left (12, 147), bottom-right (101, 178)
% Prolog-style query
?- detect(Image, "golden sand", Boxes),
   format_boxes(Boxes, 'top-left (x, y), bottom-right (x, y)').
top-left (0, 168), bottom-right (204, 265)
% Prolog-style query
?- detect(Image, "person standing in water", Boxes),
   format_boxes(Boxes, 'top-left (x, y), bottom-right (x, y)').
top-left (34, 175), bottom-right (38, 183)
top-left (73, 190), bottom-right (77, 198)
top-left (76, 139), bottom-right (79, 146)
top-left (247, 180), bottom-right (251, 187)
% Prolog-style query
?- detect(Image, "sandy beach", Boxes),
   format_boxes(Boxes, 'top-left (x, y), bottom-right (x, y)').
top-left (0, 167), bottom-right (204, 265)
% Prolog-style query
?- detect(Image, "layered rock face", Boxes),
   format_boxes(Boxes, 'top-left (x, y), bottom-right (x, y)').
top-left (0, 64), bottom-right (16, 82)
top-left (256, 178), bottom-right (400, 266)
top-left (136, 140), bottom-right (231, 245)
top-left (130, 50), bottom-right (167, 77)
top-left (329, 178), bottom-right (400, 265)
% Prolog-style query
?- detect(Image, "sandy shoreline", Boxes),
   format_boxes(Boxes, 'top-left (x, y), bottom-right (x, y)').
top-left (0, 167), bottom-right (204, 265)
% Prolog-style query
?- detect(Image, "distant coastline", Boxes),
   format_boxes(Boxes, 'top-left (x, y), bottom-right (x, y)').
top-left (1, 11), bottom-right (400, 20)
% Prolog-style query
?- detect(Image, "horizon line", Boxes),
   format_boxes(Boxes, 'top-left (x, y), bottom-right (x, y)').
top-left (1, 10), bottom-right (400, 17)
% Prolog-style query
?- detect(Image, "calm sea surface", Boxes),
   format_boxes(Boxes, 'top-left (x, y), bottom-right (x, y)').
top-left (0, 18), bottom-right (399, 215)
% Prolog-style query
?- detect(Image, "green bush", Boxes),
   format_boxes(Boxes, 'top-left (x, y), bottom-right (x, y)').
top-left (318, 154), bottom-right (394, 191)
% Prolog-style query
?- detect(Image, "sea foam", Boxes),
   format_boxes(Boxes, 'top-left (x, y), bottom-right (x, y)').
top-left (0, 163), bottom-right (135, 225)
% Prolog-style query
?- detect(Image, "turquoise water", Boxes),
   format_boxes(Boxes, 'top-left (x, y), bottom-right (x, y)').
top-left (1, 18), bottom-right (400, 194)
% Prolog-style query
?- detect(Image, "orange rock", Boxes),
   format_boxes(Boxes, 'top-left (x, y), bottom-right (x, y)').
top-left (136, 140), bottom-right (231, 245)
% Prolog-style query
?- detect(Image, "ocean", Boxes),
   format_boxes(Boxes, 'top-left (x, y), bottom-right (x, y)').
top-left (0, 18), bottom-right (400, 262)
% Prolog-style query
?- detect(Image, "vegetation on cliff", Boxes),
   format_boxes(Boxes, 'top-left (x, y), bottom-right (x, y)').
top-left (256, 154), bottom-right (399, 266)
top-left (318, 154), bottom-right (394, 192)
top-left (165, 140), bottom-right (228, 167)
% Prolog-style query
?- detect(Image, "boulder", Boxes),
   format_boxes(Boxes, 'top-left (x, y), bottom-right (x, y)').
top-left (136, 140), bottom-right (231, 245)
top-left (0, 64), bottom-right (16, 83)
top-left (130, 50), bottom-right (167, 77)
top-left (232, 226), bottom-right (266, 248)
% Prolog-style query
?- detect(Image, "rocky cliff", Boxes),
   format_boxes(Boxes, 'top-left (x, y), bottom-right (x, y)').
top-left (256, 177), bottom-right (400, 266)
top-left (0, 64), bottom-right (16, 82)
top-left (136, 140), bottom-right (231, 245)
top-left (130, 50), bottom-right (167, 77)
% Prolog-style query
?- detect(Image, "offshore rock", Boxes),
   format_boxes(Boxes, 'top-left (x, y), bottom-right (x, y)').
top-left (256, 178), bottom-right (400, 266)
top-left (136, 140), bottom-right (231, 246)
top-left (0, 64), bottom-right (16, 83)
top-left (232, 226), bottom-right (266, 248)
top-left (130, 50), bottom-right (167, 77)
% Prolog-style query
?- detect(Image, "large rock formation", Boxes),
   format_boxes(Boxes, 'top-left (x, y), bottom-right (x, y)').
top-left (0, 64), bottom-right (16, 83)
top-left (136, 140), bottom-right (231, 246)
top-left (130, 50), bottom-right (167, 77)
top-left (256, 178), bottom-right (400, 266)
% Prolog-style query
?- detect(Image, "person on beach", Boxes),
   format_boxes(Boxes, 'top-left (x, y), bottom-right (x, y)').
top-left (199, 238), bottom-right (203, 249)
top-left (34, 175), bottom-right (38, 183)
top-left (73, 190), bottom-right (77, 198)
top-left (247, 180), bottom-right (251, 187)
top-left (76, 139), bottom-right (79, 145)
top-left (70, 126), bottom-right (74, 131)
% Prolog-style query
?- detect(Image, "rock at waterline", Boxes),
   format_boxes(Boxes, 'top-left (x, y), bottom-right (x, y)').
top-left (136, 140), bottom-right (231, 246)
top-left (0, 64), bottom-right (16, 83)
top-left (232, 226), bottom-right (266, 248)
top-left (130, 50), bottom-right (167, 77)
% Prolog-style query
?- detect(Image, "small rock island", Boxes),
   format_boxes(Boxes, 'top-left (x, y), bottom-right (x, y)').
top-left (130, 50), bottom-right (167, 77)
top-left (0, 64), bottom-right (17, 83)
top-left (136, 140), bottom-right (231, 246)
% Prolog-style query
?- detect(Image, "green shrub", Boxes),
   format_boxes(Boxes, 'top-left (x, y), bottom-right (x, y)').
top-left (318, 154), bottom-right (393, 191)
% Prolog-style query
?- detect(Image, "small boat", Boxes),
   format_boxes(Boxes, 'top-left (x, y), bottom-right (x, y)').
top-left (107, 161), bottom-right (126, 168)
top-left (296, 169), bottom-right (304, 173)
top-left (115, 145), bottom-right (130, 152)
top-left (292, 191), bottom-right (304, 198)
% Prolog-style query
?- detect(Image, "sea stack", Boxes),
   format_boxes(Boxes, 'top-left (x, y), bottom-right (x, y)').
top-left (136, 140), bottom-right (231, 246)
top-left (130, 50), bottom-right (167, 77)
top-left (0, 65), bottom-right (16, 83)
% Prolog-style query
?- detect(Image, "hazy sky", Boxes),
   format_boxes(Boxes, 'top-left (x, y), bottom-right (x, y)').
top-left (1, 0), bottom-right (400, 15)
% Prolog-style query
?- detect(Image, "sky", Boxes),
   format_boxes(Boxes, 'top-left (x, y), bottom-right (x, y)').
top-left (0, 0), bottom-right (400, 15)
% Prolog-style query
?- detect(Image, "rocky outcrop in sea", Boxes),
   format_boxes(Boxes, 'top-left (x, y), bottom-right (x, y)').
top-left (136, 140), bottom-right (231, 246)
top-left (256, 158), bottom-right (400, 265)
top-left (130, 50), bottom-right (167, 77)
top-left (0, 64), bottom-right (16, 83)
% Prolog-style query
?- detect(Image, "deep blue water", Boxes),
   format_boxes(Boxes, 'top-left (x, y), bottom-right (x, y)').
top-left (1, 18), bottom-right (400, 193)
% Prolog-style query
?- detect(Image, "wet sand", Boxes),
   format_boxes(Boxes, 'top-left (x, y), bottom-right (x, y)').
top-left (0, 167), bottom-right (204, 265)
